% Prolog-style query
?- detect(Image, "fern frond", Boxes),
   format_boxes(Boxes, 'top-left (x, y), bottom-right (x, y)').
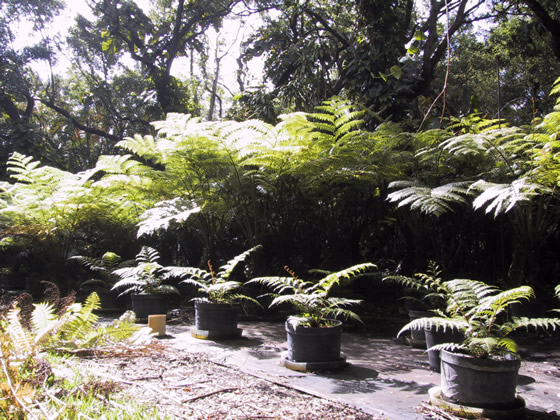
top-left (310, 263), bottom-right (376, 294)
top-left (136, 246), bottom-right (161, 264)
top-left (397, 316), bottom-right (466, 338)
top-left (387, 181), bottom-right (471, 217)
top-left (476, 285), bottom-right (535, 315)
top-left (30, 302), bottom-right (57, 334)
top-left (249, 276), bottom-right (312, 295)
top-left (216, 245), bottom-right (263, 281)
top-left (470, 178), bottom-right (544, 217)
top-left (116, 134), bottom-right (162, 163)
top-left (465, 337), bottom-right (518, 357)
top-left (5, 304), bottom-right (35, 359)
top-left (137, 198), bottom-right (201, 237)
top-left (511, 317), bottom-right (560, 332)
top-left (322, 307), bottom-right (363, 323)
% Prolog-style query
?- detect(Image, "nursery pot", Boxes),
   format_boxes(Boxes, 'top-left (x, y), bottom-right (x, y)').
top-left (131, 294), bottom-right (168, 320)
top-left (407, 310), bottom-right (431, 348)
top-left (440, 350), bottom-right (521, 409)
top-left (194, 301), bottom-right (240, 335)
top-left (425, 327), bottom-right (464, 372)
top-left (285, 320), bottom-right (343, 363)
top-left (95, 289), bottom-right (127, 312)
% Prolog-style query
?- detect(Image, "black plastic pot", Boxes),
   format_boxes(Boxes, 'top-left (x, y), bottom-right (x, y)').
top-left (131, 294), bottom-right (168, 320)
top-left (440, 350), bottom-right (521, 409)
top-left (406, 310), bottom-right (431, 348)
top-left (285, 320), bottom-right (343, 363)
top-left (95, 289), bottom-right (127, 312)
top-left (193, 301), bottom-right (241, 339)
top-left (425, 326), bottom-right (464, 372)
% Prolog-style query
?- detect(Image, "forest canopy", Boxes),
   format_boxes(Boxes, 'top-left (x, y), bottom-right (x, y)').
top-left (1, 0), bottom-right (560, 173)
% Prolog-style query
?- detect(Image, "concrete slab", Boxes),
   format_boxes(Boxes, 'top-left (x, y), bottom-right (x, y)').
top-left (159, 321), bottom-right (560, 419)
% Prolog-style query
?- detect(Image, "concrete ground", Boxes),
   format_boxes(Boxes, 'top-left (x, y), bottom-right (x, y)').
top-left (159, 320), bottom-right (560, 419)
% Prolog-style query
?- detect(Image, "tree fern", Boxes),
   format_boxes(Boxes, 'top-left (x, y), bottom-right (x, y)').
top-left (112, 246), bottom-right (180, 296)
top-left (249, 263), bottom-right (375, 327)
top-left (470, 178), bottom-right (545, 217)
top-left (387, 180), bottom-right (471, 217)
top-left (172, 245), bottom-right (262, 304)
top-left (397, 275), bottom-right (560, 358)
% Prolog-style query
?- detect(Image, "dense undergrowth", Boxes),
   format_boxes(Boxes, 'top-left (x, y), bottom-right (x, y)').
top-left (0, 284), bottom-right (163, 419)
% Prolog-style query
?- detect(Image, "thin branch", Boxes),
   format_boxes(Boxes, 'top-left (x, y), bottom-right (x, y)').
top-left (182, 387), bottom-right (239, 403)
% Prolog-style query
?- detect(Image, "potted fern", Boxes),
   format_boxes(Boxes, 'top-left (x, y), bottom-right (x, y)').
top-left (249, 262), bottom-right (375, 371)
top-left (70, 251), bottom-right (134, 311)
top-left (383, 262), bottom-right (463, 370)
top-left (111, 246), bottom-right (180, 320)
top-left (169, 245), bottom-right (262, 339)
top-left (398, 279), bottom-right (560, 410)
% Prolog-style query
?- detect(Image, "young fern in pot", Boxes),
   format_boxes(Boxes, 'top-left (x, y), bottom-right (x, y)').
top-left (399, 278), bottom-right (560, 409)
top-left (399, 279), bottom-right (560, 359)
top-left (166, 245), bottom-right (262, 339)
top-left (111, 246), bottom-right (180, 297)
top-left (249, 263), bottom-right (376, 328)
top-left (168, 245), bottom-right (263, 306)
top-left (111, 246), bottom-right (180, 319)
top-left (250, 262), bottom-right (375, 368)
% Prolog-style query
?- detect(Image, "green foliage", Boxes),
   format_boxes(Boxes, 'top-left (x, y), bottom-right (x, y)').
top-left (0, 152), bottom-right (143, 285)
top-left (111, 246), bottom-right (180, 296)
top-left (70, 251), bottom-right (135, 290)
top-left (383, 261), bottom-right (449, 310)
top-left (0, 290), bottom-right (154, 418)
top-left (170, 245), bottom-right (263, 305)
top-left (387, 181), bottom-right (471, 217)
top-left (249, 263), bottom-right (376, 327)
top-left (397, 277), bottom-right (560, 359)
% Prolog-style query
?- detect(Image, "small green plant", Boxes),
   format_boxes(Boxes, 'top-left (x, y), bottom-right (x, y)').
top-left (170, 245), bottom-right (263, 305)
top-left (383, 261), bottom-right (448, 311)
top-left (111, 246), bottom-right (180, 296)
top-left (249, 263), bottom-right (376, 327)
top-left (70, 251), bottom-right (134, 291)
top-left (398, 278), bottom-right (560, 358)
top-left (0, 290), bottom-right (150, 417)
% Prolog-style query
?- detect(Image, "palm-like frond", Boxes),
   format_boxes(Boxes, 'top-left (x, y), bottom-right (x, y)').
top-left (387, 180), bottom-right (471, 217)
top-left (216, 245), bottom-right (263, 281)
top-left (511, 317), bottom-right (560, 332)
top-left (464, 337), bottom-right (518, 358)
top-left (116, 134), bottom-right (162, 164)
top-left (397, 316), bottom-right (467, 338)
top-left (249, 276), bottom-right (312, 296)
top-left (470, 178), bottom-right (545, 217)
top-left (250, 262), bottom-right (375, 326)
top-left (137, 198), bottom-right (201, 237)
top-left (310, 263), bottom-right (376, 295)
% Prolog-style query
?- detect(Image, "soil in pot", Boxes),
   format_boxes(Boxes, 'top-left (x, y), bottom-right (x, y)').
top-left (440, 350), bottom-right (521, 409)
